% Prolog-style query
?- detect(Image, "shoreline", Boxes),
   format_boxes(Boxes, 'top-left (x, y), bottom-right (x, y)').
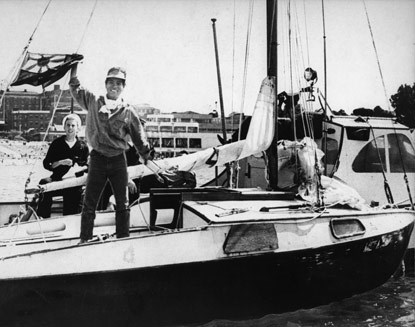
top-left (0, 139), bottom-right (47, 164)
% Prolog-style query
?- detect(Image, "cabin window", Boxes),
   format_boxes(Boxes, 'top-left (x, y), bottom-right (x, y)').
top-left (388, 134), bottom-right (415, 172)
top-left (189, 138), bottom-right (201, 148)
top-left (346, 127), bottom-right (370, 141)
top-left (330, 218), bottom-right (365, 239)
top-left (162, 138), bottom-right (174, 147)
top-left (160, 126), bottom-right (172, 132)
top-left (175, 138), bottom-right (188, 148)
top-left (173, 126), bottom-right (186, 133)
top-left (187, 126), bottom-right (198, 133)
top-left (148, 137), bottom-right (160, 147)
top-left (321, 137), bottom-right (339, 176)
top-left (352, 135), bottom-right (385, 173)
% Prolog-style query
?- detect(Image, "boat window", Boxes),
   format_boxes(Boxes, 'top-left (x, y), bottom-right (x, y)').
top-left (189, 138), bottom-right (201, 148)
top-left (321, 136), bottom-right (339, 176)
top-left (162, 138), bottom-right (174, 147)
top-left (330, 218), bottom-right (365, 239)
top-left (173, 126), bottom-right (186, 133)
top-left (387, 133), bottom-right (415, 172)
top-left (187, 126), bottom-right (198, 133)
top-left (175, 138), bottom-right (188, 148)
top-left (160, 126), bottom-right (172, 132)
top-left (346, 127), bottom-right (370, 141)
top-left (352, 135), bottom-right (385, 172)
top-left (148, 137), bottom-right (160, 147)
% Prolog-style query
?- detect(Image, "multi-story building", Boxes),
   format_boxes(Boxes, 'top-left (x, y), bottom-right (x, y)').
top-left (144, 111), bottom-right (243, 158)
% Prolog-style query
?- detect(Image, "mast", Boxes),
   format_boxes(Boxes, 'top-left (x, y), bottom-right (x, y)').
top-left (211, 18), bottom-right (228, 144)
top-left (211, 18), bottom-right (231, 187)
top-left (321, 0), bottom-right (327, 116)
top-left (266, 0), bottom-right (279, 190)
top-left (321, 0), bottom-right (328, 175)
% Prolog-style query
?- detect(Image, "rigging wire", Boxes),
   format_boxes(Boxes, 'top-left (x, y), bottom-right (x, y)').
top-left (23, 0), bottom-right (99, 203)
top-left (321, 0), bottom-right (327, 116)
top-left (75, 0), bottom-right (98, 53)
top-left (362, 0), bottom-right (390, 111)
top-left (367, 122), bottom-right (394, 204)
top-left (231, 0), bottom-right (236, 124)
top-left (234, 0), bottom-right (254, 188)
top-left (390, 131), bottom-right (414, 209)
top-left (229, 0), bottom-right (237, 188)
top-left (237, 0), bottom-right (254, 143)
top-left (362, 0), bottom-right (413, 209)
top-left (0, 0), bottom-right (53, 112)
top-left (303, 0), bottom-right (310, 67)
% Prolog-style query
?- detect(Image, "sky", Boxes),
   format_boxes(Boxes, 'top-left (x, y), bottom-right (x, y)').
top-left (0, 0), bottom-right (414, 115)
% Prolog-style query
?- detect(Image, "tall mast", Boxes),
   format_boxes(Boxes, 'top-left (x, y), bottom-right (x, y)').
top-left (266, 0), bottom-right (279, 190)
top-left (321, 0), bottom-right (327, 116)
top-left (211, 18), bottom-right (231, 187)
top-left (321, 0), bottom-right (328, 175)
top-left (211, 18), bottom-right (228, 144)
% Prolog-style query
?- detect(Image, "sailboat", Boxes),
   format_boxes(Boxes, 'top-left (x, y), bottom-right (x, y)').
top-left (0, 0), bottom-right (414, 325)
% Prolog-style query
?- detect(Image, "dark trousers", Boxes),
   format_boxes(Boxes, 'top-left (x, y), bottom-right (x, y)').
top-left (80, 150), bottom-right (130, 241)
top-left (37, 187), bottom-right (82, 218)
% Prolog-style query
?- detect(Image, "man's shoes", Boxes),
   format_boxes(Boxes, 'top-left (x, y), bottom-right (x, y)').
top-left (78, 238), bottom-right (89, 245)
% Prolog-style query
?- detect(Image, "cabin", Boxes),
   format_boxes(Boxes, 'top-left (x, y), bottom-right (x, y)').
top-left (238, 115), bottom-right (415, 206)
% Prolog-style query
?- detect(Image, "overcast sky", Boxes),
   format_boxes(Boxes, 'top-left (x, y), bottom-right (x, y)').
top-left (0, 0), bottom-right (414, 115)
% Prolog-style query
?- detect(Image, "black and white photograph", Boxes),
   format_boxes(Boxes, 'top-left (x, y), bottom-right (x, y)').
top-left (0, 0), bottom-right (414, 326)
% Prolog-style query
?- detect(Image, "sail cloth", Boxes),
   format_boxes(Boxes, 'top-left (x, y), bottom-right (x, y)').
top-left (11, 52), bottom-right (83, 88)
top-left (238, 76), bottom-right (276, 159)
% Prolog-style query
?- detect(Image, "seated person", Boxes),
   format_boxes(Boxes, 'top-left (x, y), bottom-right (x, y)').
top-left (36, 114), bottom-right (89, 218)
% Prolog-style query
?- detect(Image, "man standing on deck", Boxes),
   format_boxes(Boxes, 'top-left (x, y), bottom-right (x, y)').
top-left (69, 64), bottom-right (153, 243)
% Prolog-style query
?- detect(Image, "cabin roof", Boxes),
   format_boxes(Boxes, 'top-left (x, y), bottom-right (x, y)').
top-left (329, 115), bottom-right (409, 130)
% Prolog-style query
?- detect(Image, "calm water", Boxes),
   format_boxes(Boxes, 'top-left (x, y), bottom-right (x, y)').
top-left (1, 161), bottom-right (414, 327)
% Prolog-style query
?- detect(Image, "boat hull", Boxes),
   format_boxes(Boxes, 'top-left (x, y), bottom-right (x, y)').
top-left (0, 222), bottom-right (412, 326)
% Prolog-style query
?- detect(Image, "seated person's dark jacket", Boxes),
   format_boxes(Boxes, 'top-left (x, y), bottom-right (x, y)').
top-left (42, 136), bottom-right (89, 182)
top-left (37, 136), bottom-right (89, 218)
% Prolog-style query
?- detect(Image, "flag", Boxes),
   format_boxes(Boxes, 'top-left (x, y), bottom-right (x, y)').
top-left (11, 52), bottom-right (83, 88)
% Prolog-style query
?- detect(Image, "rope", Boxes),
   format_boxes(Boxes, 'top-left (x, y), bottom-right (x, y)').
top-left (234, 0), bottom-right (254, 188)
top-left (22, 0), bottom-right (98, 200)
top-left (75, 0), bottom-right (98, 53)
top-left (363, 0), bottom-right (413, 208)
top-left (237, 0), bottom-right (254, 143)
top-left (303, 0), bottom-right (310, 66)
top-left (390, 129), bottom-right (414, 209)
top-left (362, 0), bottom-right (391, 111)
top-left (231, 0), bottom-right (236, 118)
top-left (367, 121), bottom-right (394, 204)
top-left (0, 0), bottom-right (53, 110)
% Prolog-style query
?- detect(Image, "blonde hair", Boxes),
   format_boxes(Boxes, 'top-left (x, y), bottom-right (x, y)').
top-left (62, 114), bottom-right (81, 128)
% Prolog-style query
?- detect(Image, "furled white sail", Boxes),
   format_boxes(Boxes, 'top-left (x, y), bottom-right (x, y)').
top-left (239, 76), bottom-right (276, 158)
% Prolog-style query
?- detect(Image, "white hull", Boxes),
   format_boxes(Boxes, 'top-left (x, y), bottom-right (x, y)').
top-left (0, 189), bottom-right (413, 280)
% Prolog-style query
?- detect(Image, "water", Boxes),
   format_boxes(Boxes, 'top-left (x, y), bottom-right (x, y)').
top-left (190, 275), bottom-right (414, 327)
top-left (0, 152), bottom-right (414, 327)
